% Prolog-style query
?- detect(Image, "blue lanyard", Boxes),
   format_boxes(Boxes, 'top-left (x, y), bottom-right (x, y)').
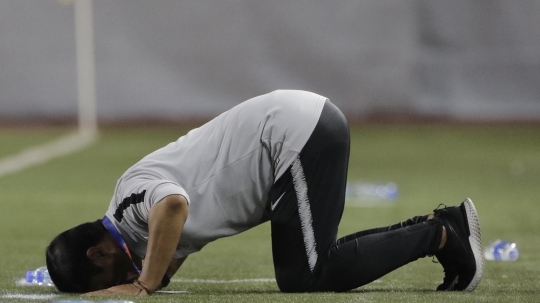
top-left (102, 216), bottom-right (142, 275)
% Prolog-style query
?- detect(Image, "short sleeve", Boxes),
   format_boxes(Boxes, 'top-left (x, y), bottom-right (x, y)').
top-left (131, 180), bottom-right (190, 221)
top-left (109, 178), bottom-right (190, 228)
top-left (106, 179), bottom-right (190, 259)
top-left (150, 181), bottom-right (190, 206)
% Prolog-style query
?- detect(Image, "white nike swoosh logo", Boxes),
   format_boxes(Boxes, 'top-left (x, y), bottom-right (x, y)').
top-left (271, 192), bottom-right (286, 211)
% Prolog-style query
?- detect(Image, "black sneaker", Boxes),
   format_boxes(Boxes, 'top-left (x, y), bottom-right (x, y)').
top-left (432, 204), bottom-right (460, 290)
top-left (435, 253), bottom-right (458, 291)
top-left (433, 198), bottom-right (484, 291)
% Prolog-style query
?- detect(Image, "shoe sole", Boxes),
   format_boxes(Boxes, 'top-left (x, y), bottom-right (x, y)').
top-left (462, 198), bottom-right (484, 291)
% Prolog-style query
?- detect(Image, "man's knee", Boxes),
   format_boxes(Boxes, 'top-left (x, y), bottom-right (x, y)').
top-left (275, 268), bottom-right (311, 293)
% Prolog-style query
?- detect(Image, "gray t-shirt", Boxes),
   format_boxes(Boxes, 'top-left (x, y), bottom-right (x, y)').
top-left (105, 90), bottom-right (326, 258)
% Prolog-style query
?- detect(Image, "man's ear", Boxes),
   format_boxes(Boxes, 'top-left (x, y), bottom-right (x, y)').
top-left (86, 246), bottom-right (111, 266)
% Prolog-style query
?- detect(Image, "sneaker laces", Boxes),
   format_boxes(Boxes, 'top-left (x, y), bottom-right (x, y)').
top-left (432, 203), bottom-right (449, 259)
top-left (433, 203), bottom-right (448, 213)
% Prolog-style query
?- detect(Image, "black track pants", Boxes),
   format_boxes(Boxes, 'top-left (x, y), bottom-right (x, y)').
top-left (269, 100), bottom-right (442, 292)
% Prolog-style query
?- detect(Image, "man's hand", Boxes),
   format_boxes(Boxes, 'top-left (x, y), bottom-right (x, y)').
top-left (83, 195), bottom-right (188, 296)
top-left (82, 281), bottom-right (149, 296)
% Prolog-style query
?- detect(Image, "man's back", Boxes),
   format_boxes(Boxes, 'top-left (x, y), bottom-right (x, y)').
top-left (106, 90), bottom-right (326, 258)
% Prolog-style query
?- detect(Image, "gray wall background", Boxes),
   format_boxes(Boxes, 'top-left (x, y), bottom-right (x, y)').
top-left (1, 0), bottom-right (539, 122)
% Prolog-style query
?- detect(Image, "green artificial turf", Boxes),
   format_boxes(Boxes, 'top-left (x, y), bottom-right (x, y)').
top-left (0, 125), bottom-right (539, 302)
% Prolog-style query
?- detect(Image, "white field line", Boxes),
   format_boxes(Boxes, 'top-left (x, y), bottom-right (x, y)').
top-left (171, 278), bottom-right (276, 284)
top-left (15, 279), bottom-right (55, 287)
top-left (155, 290), bottom-right (190, 294)
top-left (15, 277), bottom-right (275, 287)
top-left (1, 292), bottom-right (188, 300)
top-left (7, 279), bottom-right (266, 300)
top-left (1, 293), bottom-right (59, 300)
top-left (0, 131), bottom-right (97, 178)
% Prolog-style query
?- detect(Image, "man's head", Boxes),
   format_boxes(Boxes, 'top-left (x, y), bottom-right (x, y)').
top-left (46, 220), bottom-right (139, 293)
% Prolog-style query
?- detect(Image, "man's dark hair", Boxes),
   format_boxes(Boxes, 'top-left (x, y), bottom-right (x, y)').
top-left (46, 219), bottom-right (106, 293)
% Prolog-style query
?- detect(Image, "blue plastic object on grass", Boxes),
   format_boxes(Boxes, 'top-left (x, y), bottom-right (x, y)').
top-left (25, 266), bottom-right (54, 286)
top-left (484, 240), bottom-right (519, 261)
top-left (346, 182), bottom-right (398, 200)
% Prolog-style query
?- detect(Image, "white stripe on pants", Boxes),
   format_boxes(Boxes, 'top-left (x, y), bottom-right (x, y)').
top-left (290, 155), bottom-right (318, 272)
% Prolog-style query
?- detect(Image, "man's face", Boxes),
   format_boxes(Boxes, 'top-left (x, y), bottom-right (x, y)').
top-left (87, 246), bottom-right (141, 291)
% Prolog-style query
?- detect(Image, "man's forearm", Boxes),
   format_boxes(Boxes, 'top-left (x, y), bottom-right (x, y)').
top-left (138, 195), bottom-right (189, 292)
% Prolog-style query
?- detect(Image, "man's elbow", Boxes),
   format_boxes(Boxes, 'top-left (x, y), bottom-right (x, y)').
top-left (161, 195), bottom-right (189, 217)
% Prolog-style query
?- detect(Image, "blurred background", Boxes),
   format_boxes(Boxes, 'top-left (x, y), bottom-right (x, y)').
top-left (1, 2), bottom-right (540, 300)
top-left (1, 0), bottom-right (540, 124)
